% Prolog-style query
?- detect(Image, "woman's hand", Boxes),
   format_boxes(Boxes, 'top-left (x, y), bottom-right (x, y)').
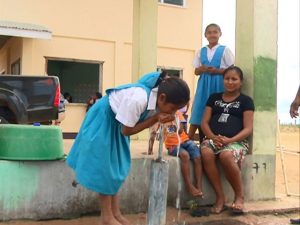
top-left (211, 135), bottom-right (224, 148)
top-left (211, 135), bottom-right (232, 148)
top-left (218, 135), bottom-right (232, 146)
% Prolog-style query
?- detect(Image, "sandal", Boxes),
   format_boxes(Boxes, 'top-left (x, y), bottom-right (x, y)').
top-left (231, 203), bottom-right (244, 215)
top-left (210, 205), bottom-right (226, 214)
top-left (190, 208), bottom-right (210, 217)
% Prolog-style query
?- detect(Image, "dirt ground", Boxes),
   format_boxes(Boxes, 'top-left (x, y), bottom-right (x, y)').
top-left (1, 126), bottom-right (299, 225)
top-left (276, 126), bottom-right (300, 195)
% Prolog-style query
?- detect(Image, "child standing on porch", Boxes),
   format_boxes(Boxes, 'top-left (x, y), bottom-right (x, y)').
top-left (188, 23), bottom-right (235, 142)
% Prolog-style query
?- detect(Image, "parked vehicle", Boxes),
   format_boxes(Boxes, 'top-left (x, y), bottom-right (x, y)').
top-left (0, 75), bottom-right (60, 124)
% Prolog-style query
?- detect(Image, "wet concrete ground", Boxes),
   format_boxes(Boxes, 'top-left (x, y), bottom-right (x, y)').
top-left (1, 206), bottom-right (299, 225)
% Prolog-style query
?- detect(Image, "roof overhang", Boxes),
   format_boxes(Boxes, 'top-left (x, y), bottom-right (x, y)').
top-left (0, 20), bottom-right (52, 40)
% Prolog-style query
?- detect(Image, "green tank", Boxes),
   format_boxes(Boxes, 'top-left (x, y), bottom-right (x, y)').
top-left (0, 124), bottom-right (64, 160)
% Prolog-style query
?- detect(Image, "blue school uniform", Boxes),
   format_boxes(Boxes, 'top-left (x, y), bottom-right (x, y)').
top-left (190, 45), bottom-right (225, 125)
top-left (66, 72), bottom-right (160, 195)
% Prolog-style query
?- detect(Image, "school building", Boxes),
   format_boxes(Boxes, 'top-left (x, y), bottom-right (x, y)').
top-left (0, 0), bottom-right (203, 136)
top-left (0, 0), bottom-right (278, 219)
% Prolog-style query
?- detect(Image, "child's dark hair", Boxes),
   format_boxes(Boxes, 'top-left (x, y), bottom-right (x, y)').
top-left (205, 23), bottom-right (221, 34)
top-left (223, 66), bottom-right (244, 81)
top-left (154, 70), bottom-right (169, 88)
top-left (158, 77), bottom-right (190, 105)
top-left (95, 92), bottom-right (102, 99)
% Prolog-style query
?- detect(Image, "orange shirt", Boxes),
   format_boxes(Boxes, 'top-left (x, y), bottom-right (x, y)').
top-left (164, 111), bottom-right (189, 148)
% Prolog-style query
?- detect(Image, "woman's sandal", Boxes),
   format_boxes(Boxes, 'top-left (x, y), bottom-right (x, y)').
top-left (231, 203), bottom-right (244, 215)
top-left (210, 205), bottom-right (226, 214)
top-left (190, 208), bottom-right (210, 217)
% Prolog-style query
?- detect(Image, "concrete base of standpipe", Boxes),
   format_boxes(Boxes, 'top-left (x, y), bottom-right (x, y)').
top-left (147, 159), bottom-right (169, 225)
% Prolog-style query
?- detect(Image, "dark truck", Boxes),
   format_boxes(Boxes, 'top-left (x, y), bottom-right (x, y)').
top-left (0, 75), bottom-right (60, 124)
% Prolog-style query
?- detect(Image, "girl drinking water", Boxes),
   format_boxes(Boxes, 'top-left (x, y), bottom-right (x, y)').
top-left (67, 71), bottom-right (190, 225)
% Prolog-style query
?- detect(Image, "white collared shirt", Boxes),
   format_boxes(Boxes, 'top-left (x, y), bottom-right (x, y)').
top-left (192, 44), bottom-right (235, 69)
top-left (109, 87), bottom-right (157, 127)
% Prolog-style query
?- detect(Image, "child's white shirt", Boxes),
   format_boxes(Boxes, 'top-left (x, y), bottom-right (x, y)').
top-left (109, 87), bottom-right (157, 127)
top-left (192, 44), bottom-right (234, 69)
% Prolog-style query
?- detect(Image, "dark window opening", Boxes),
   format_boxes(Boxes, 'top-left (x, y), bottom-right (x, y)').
top-left (157, 67), bottom-right (182, 77)
top-left (47, 59), bottom-right (102, 103)
top-left (159, 0), bottom-right (184, 6)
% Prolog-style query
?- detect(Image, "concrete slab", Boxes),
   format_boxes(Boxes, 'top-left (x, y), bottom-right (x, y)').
top-left (0, 139), bottom-right (298, 222)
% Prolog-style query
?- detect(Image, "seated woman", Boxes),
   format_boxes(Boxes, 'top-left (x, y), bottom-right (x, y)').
top-left (200, 66), bottom-right (254, 214)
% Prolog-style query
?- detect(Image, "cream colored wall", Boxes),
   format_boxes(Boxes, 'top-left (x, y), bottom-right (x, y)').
top-left (60, 103), bottom-right (86, 133)
top-left (157, 1), bottom-right (202, 112)
top-left (0, 37), bottom-right (22, 74)
top-left (0, 50), bottom-right (7, 73)
top-left (1, 0), bottom-right (134, 87)
top-left (0, 0), bottom-right (202, 134)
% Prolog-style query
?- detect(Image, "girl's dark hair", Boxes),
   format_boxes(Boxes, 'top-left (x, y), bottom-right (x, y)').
top-left (154, 70), bottom-right (169, 88)
top-left (205, 23), bottom-right (221, 34)
top-left (223, 66), bottom-right (244, 81)
top-left (157, 76), bottom-right (190, 105)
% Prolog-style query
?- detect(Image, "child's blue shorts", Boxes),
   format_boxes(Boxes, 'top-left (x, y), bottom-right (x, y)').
top-left (167, 140), bottom-right (200, 160)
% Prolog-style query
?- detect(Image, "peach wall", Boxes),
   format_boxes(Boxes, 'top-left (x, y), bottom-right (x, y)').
top-left (0, 0), bottom-right (203, 134)
top-left (0, 37), bottom-right (22, 74)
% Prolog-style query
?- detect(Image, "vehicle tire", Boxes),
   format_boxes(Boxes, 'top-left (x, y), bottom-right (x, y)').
top-left (0, 107), bottom-right (17, 124)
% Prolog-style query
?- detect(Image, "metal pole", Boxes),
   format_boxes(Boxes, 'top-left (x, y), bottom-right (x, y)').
top-left (157, 124), bottom-right (164, 162)
top-left (147, 124), bottom-right (169, 225)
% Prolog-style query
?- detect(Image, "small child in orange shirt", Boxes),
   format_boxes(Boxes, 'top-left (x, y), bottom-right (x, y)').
top-left (164, 110), bottom-right (203, 197)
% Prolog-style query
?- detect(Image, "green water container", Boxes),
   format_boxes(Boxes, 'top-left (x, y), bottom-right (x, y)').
top-left (0, 124), bottom-right (64, 160)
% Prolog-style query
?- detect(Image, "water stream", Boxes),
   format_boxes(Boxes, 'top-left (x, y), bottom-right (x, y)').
top-left (146, 114), bottom-right (186, 225)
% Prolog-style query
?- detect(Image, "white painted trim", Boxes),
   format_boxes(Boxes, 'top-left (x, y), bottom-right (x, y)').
top-left (0, 27), bottom-right (52, 40)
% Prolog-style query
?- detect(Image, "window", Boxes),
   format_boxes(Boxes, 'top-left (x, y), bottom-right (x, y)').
top-left (157, 67), bottom-right (182, 78)
top-left (158, 0), bottom-right (185, 7)
top-left (11, 58), bottom-right (21, 75)
top-left (46, 58), bottom-right (103, 103)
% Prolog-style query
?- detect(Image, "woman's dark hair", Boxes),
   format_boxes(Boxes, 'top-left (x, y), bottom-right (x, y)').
top-left (154, 70), bottom-right (169, 88)
top-left (157, 76), bottom-right (190, 105)
top-left (223, 66), bottom-right (244, 81)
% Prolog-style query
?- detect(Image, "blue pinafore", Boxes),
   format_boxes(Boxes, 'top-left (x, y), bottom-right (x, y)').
top-left (66, 72), bottom-right (160, 195)
top-left (190, 45), bottom-right (226, 125)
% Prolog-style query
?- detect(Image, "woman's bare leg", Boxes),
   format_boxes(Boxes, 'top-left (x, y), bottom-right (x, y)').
top-left (201, 147), bottom-right (225, 213)
top-left (99, 194), bottom-right (121, 225)
top-left (219, 151), bottom-right (244, 210)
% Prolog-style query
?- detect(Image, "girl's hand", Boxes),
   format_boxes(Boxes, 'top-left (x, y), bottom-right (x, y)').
top-left (207, 66), bottom-right (216, 74)
top-left (158, 113), bottom-right (175, 123)
top-left (195, 65), bottom-right (208, 75)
